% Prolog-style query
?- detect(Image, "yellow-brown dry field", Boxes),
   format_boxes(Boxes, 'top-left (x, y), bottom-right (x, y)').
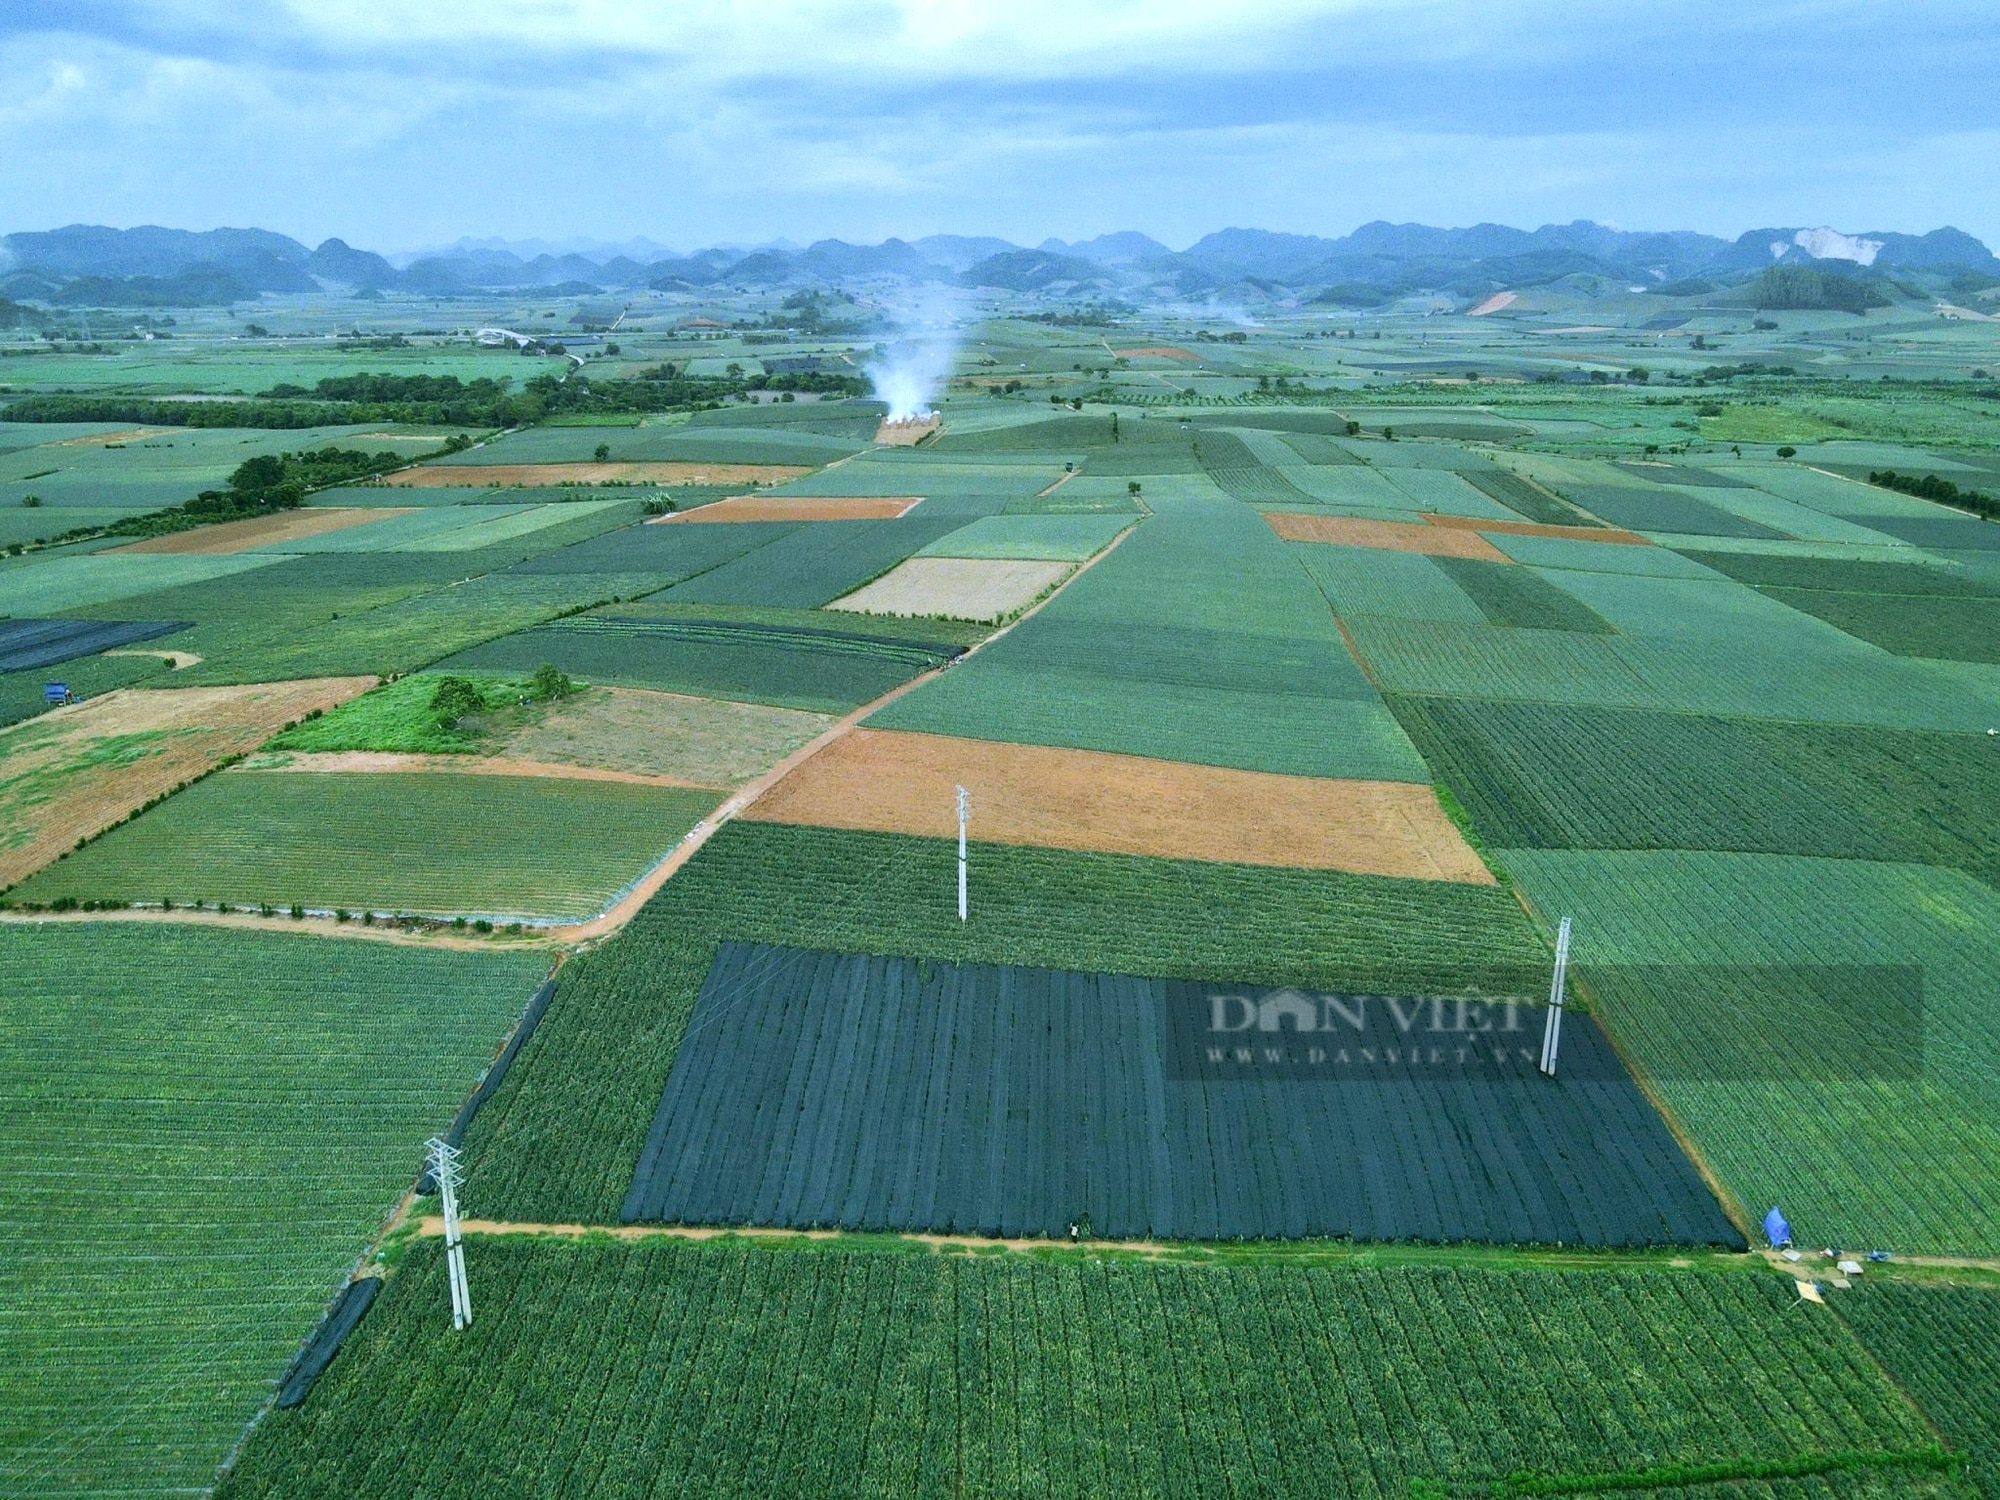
top-left (0, 679), bottom-right (375, 890)
top-left (1113, 346), bottom-right (1201, 361)
top-left (660, 494), bottom-right (921, 523)
top-left (1422, 513), bottom-right (1649, 545)
top-left (112, 507), bottom-right (413, 555)
top-left (53, 427), bottom-right (178, 446)
top-left (743, 728), bottom-right (1494, 882)
top-left (1466, 291), bottom-right (1519, 316)
top-left (874, 415), bottom-right (941, 445)
top-left (384, 461), bottom-right (811, 487)
top-left (1263, 512), bottom-right (1510, 560)
top-left (829, 557), bottom-right (1069, 622)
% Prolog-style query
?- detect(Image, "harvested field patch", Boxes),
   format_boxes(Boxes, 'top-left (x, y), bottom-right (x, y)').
top-left (110, 507), bottom-right (413, 554)
top-left (625, 942), bottom-right (1736, 1244)
top-left (827, 557), bottom-right (1070, 622)
top-left (873, 414), bottom-right (940, 445)
top-left (52, 426), bottom-right (177, 446)
top-left (1264, 510), bottom-right (1509, 559)
top-left (658, 493), bottom-right (920, 523)
top-left (1467, 290), bottom-right (1518, 315)
top-left (1113, 344), bottom-right (1200, 360)
top-left (1423, 513), bottom-right (1648, 544)
top-left (915, 512), bottom-right (1131, 560)
top-left (0, 678), bottom-right (373, 891)
top-left (499, 686), bottom-right (833, 785)
top-left (745, 727), bottom-right (1493, 880)
top-left (386, 461), bottom-right (811, 487)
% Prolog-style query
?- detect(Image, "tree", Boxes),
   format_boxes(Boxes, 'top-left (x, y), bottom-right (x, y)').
top-left (594, 442), bottom-right (611, 462)
top-left (429, 676), bottom-right (487, 729)
top-left (1777, 446), bottom-right (1797, 458)
top-left (530, 663), bottom-right (576, 702)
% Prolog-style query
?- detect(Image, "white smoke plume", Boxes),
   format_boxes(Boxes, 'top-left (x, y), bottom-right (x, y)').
top-left (867, 290), bottom-right (963, 422)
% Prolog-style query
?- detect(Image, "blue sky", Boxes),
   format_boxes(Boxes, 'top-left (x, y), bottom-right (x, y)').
top-left (1, 1), bottom-right (1995, 253)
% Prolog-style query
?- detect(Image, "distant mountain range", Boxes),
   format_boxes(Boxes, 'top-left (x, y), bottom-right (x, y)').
top-left (2, 220), bottom-right (1994, 310)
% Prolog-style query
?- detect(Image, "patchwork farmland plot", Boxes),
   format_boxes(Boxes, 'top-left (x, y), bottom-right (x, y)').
top-left (499, 686), bottom-right (834, 786)
top-left (15, 769), bottom-right (719, 919)
top-left (218, 1239), bottom-right (1939, 1500)
top-left (446, 611), bottom-right (962, 712)
top-left (657, 513), bottom-right (970, 606)
top-left (457, 821), bottom-right (1548, 1222)
top-left (626, 942), bottom-right (1735, 1244)
top-left (827, 556), bottom-right (1070, 620)
top-left (873, 495), bottom-right (1431, 780)
top-left (1841, 1285), bottom-right (2000, 1500)
top-left (1389, 696), bottom-right (2000, 885)
top-left (914, 512), bottom-right (1132, 559)
top-left (0, 924), bottom-right (544, 1500)
top-left (0, 678), bottom-right (374, 891)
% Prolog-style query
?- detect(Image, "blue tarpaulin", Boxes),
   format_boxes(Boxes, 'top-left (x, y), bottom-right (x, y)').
top-left (1764, 1206), bottom-right (1791, 1246)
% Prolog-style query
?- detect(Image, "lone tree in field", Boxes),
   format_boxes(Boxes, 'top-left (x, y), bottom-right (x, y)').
top-left (530, 663), bottom-right (576, 702)
top-left (429, 676), bottom-right (487, 729)
top-left (594, 442), bottom-right (610, 462)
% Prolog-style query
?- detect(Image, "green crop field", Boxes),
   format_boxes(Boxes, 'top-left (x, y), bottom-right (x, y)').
top-left (1499, 848), bottom-right (2000, 1256)
top-left (1433, 555), bottom-right (1615, 632)
top-left (915, 512), bottom-right (1131, 560)
top-left (444, 607), bottom-right (959, 712)
top-left (261, 670), bottom-right (545, 754)
top-left (14, 770), bottom-right (720, 919)
top-left (1841, 1285), bottom-right (2000, 1500)
top-left (218, 1238), bottom-right (1941, 1500)
top-left (1389, 696), bottom-right (2000, 886)
top-left (871, 493), bottom-right (1431, 780)
top-left (0, 923), bottom-right (544, 1499)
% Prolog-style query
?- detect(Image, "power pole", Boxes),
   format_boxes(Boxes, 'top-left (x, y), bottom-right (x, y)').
top-left (1539, 916), bottom-right (1572, 1078)
top-left (425, 1137), bottom-right (473, 1330)
top-left (955, 785), bottom-right (970, 922)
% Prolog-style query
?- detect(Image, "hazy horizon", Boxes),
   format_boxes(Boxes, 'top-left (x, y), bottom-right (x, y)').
top-left (2, 2), bottom-right (1995, 250)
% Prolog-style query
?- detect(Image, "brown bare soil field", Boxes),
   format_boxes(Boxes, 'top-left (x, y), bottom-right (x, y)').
top-left (1114, 346), bottom-right (1201, 361)
top-left (661, 494), bottom-right (921, 524)
top-left (874, 415), bottom-right (941, 445)
top-left (743, 728), bottom-right (1494, 882)
top-left (829, 558), bottom-right (1069, 622)
top-left (54, 427), bottom-right (177, 446)
top-left (0, 678), bottom-right (375, 890)
top-left (1466, 291), bottom-right (1518, 316)
top-left (385, 462), bottom-right (811, 487)
top-left (1421, 514), bottom-right (1649, 545)
top-left (1264, 512), bottom-right (1509, 560)
top-left (111, 507), bottom-right (412, 555)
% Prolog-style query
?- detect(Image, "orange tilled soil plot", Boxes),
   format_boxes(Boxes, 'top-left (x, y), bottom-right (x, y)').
top-left (744, 728), bottom-right (1495, 882)
top-left (874, 415), bottom-right (941, 446)
top-left (1421, 513), bottom-right (1649, 546)
top-left (660, 495), bottom-right (921, 524)
top-left (1263, 512), bottom-right (1509, 560)
top-left (112, 507), bottom-right (413, 555)
top-left (385, 462), bottom-right (811, 488)
top-left (0, 679), bottom-right (374, 890)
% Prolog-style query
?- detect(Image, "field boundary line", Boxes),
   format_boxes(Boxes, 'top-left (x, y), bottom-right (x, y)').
top-left (412, 1217), bottom-right (1781, 1273)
